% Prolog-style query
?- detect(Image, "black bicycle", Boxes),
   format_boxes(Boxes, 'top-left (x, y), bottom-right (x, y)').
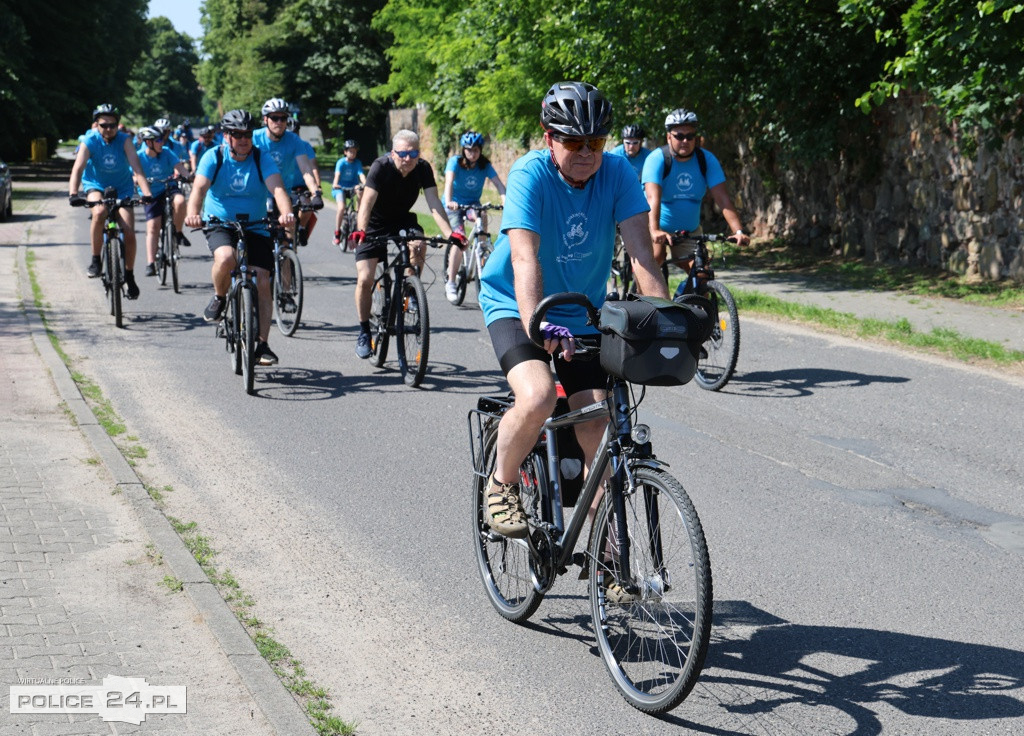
top-left (443, 203), bottom-right (502, 305)
top-left (200, 216), bottom-right (271, 396)
top-left (469, 292), bottom-right (714, 714)
top-left (364, 231), bottom-right (447, 387)
top-left (269, 192), bottom-right (321, 337)
top-left (72, 187), bottom-right (142, 328)
top-left (149, 176), bottom-right (185, 293)
top-left (607, 230), bottom-right (634, 299)
top-left (669, 231), bottom-right (741, 391)
top-left (337, 185), bottom-right (362, 252)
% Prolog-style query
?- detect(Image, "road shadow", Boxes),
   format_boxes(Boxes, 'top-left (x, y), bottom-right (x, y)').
top-left (417, 361), bottom-right (508, 394)
top-left (723, 368), bottom-right (910, 398)
top-left (123, 310), bottom-right (206, 333)
top-left (1, 213), bottom-right (55, 225)
top-left (254, 364), bottom-right (441, 400)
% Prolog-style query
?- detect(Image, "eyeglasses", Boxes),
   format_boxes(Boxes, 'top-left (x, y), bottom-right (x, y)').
top-left (551, 135), bottom-right (607, 153)
top-left (393, 149), bottom-right (419, 159)
top-left (267, 115), bottom-right (289, 123)
top-left (98, 123), bottom-right (118, 130)
top-left (670, 132), bottom-right (697, 142)
top-left (227, 130), bottom-right (253, 139)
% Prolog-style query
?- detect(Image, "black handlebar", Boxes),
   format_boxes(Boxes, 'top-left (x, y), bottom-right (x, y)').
top-left (362, 232), bottom-right (448, 248)
top-left (527, 292), bottom-right (601, 348)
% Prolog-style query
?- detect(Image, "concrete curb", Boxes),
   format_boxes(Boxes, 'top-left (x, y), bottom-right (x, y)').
top-left (15, 243), bottom-right (318, 736)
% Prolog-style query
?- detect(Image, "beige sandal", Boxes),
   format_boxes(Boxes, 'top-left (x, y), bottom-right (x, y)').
top-left (485, 472), bottom-right (528, 539)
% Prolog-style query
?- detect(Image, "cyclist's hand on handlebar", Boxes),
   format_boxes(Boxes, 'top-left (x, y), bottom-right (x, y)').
top-left (651, 229), bottom-right (671, 247)
top-left (446, 200), bottom-right (458, 211)
top-left (309, 191), bottom-right (324, 210)
top-left (729, 231), bottom-right (750, 247)
top-left (140, 195), bottom-right (154, 205)
top-left (184, 213), bottom-right (203, 229)
top-left (540, 321), bottom-right (576, 361)
top-left (349, 229), bottom-right (366, 246)
top-left (69, 194), bottom-right (86, 207)
top-left (278, 212), bottom-right (296, 228)
top-left (448, 230), bottom-right (467, 248)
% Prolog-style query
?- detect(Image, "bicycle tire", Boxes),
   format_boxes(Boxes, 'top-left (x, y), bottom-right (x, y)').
top-left (158, 220), bottom-right (170, 286)
top-left (693, 281), bottom-right (740, 391)
top-left (109, 238), bottom-right (123, 328)
top-left (228, 291), bottom-right (242, 376)
top-left (397, 274), bottom-right (429, 387)
top-left (100, 241), bottom-right (112, 305)
top-left (589, 466), bottom-right (712, 714)
top-left (340, 211), bottom-right (356, 253)
top-left (369, 265), bottom-right (389, 367)
top-left (473, 419), bottom-right (544, 622)
top-left (474, 240), bottom-right (491, 300)
top-left (443, 243), bottom-right (468, 306)
top-left (241, 286), bottom-right (257, 395)
top-left (170, 226), bottom-right (180, 294)
top-left (274, 248), bottom-right (303, 337)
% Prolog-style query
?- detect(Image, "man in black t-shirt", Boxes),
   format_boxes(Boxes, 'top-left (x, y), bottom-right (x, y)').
top-left (348, 129), bottom-right (462, 359)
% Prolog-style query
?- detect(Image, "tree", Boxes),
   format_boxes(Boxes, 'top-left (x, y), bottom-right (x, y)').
top-left (126, 17), bottom-right (204, 125)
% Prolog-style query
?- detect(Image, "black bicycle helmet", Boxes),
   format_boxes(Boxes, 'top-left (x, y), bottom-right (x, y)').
top-left (221, 109), bottom-right (255, 132)
top-left (621, 124), bottom-right (644, 140)
top-left (138, 126), bottom-right (160, 141)
top-left (261, 97), bottom-right (289, 116)
top-left (92, 103), bottom-right (120, 121)
top-left (343, 139), bottom-right (358, 149)
top-left (664, 109), bottom-right (699, 130)
top-left (540, 81), bottom-right (612, 137)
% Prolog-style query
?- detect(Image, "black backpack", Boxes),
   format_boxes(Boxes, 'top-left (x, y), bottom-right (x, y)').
top-left (660, 144), bottom-right (707, 182)
top-left (209, 146), bottom-right (264, 187)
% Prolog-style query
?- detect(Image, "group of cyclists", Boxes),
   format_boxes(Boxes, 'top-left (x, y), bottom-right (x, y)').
top-left (67, 83), bottom-right (747, 544)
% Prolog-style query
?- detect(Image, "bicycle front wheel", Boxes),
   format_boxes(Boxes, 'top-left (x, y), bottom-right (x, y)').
top-left (274, 249), bottom-right (303, 337)
top-left (397, 275), bottom-right (429, 387)
top-left (589, 466), bottom-right (712, 714)
top-left (694, 281), bottom-right (740, 391)
top-left (241, 287), bottom-right (257, 395)
top-left (158, 221), bottom-right (170, 286)
top-left (369, 266), bottom-right (389, 367)
top-left (227, 292), bottom-right (242, 376)
top-left (473, 240), bottom-right (491, 300)
top-left (473, 419), bottom-right (544, 622)
top-left (170, 231), bottom-right (180, 294)
top-left (108, 238), bottom-right (123, 328)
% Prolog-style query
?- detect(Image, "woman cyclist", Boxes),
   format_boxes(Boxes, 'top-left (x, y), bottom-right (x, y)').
top-left (443, 131), bottom-right (506, 304)
top-left (331, 140), bottom-right (366, 246)
top-left (136, 126), bottom-right (191, 276)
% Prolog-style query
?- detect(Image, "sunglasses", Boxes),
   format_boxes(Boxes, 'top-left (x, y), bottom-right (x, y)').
top-left (552, 135), bottom-right (607, 153)
top-left (98, 123), bottom-right (118, 130)
top-left (623, 139), bottom-right (641, 145)
top-left (670, 132), bottom-right (698, 142)
top-left (393, 149), bottom-right (419, 159)
top-left (227, 130), bottom-right (254, 139)
top-left (267, 115), bottom-right (289, 123)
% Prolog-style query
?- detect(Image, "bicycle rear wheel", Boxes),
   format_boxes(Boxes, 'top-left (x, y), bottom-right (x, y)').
top-left (473, 419), bottom-right (544, 622)
top-left (274, 249), bottom-right (304, 337)
top-left (241, 287), bottom-right (256, 394)
top-left (589, 466), bottom-right (712, 714)
top-left (370, 266), bottom-right (389, 367)
top-left (694, 281), bottom-right (740, 391)
top-left (397, 275), bottom-right (429, 387)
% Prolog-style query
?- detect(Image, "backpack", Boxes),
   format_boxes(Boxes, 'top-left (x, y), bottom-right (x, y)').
top-left (660, 144), bottom-right (707, 182)
top-left (209, 146), bottom-right (263, 187)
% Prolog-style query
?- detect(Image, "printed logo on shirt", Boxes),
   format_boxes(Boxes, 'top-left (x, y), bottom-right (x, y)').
top-left (230, 171), bottom-right (247, 193)
top-left (673, 172), bottom-right (697, 196)
top-left (101, 153), bottom-right (118, 170)
top-left (269, 150), bottom-right (284, 166)
top-left (559, 212), bottom-right (592, 264)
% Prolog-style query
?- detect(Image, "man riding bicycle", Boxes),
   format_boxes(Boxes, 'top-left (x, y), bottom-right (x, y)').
top-left (68, 104), bottom-right (154, 298)
top-left (253, 98), bottom-right (323, 244)
top-left (608, 123), bottom-right (651, 181)
top-left (185, 109), bottom-right (296, 367)
top-left (642, 108), bottom-right (749, 269)
top-left (477, 81), bottom-right (668, 539)
top-left (348, 129), bottom-right (462, 359)
top-left (136, 126), bottom-right (191, 276)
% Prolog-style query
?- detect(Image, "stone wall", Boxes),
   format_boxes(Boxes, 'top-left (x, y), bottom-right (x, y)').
top-left (724, 95), bottom-right (1024, 283)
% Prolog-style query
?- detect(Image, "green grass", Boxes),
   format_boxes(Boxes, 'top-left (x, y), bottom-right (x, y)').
top-left (416, 212), bottom-right (443, 237)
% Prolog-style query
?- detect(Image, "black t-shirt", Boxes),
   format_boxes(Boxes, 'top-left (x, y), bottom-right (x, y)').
top-left (364, 154), bottom-right (437, 234)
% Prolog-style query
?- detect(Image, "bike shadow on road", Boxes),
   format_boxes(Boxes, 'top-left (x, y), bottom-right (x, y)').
top-left (254, 365), bottom-right (458, 400)
top-left (417, 362), bottom-right (509, 394)
top-left (723, 368), bottom-right (910, 398)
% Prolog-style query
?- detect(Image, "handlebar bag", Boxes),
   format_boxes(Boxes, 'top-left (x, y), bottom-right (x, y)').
top-left (599, 294), bottom-right (713, 386)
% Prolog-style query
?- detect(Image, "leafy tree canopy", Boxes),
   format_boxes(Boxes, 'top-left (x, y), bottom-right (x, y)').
top-left (125, 17), bottom-right (204, 126)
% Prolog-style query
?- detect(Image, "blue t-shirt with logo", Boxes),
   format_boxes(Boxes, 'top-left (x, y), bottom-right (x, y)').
top-left (81, 130), bottom-right (135, 197)
top-left (641, 148), bottom-right (725, 232)
top-left (479, 150), bottom-right (649, 334)
top-left (333, 158), bottom-right (364, 190)
top-left (190, 139), bottom-right (216, 162)
top-left (253, 128), bottom-right (307, 190)
top-left (137, 148), bottom-right (180, 196)
top-left (444, 156), bottom-right (498, 206)
top-left (608, 143), bottom-right (651, 181)
top-left (196, 145), bottom-right (281, 234)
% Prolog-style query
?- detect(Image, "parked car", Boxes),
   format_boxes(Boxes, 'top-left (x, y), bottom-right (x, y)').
top-left (0, 157), bottom-right (12, 221)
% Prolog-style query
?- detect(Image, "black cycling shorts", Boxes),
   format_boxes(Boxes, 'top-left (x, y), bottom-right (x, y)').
top-left (355, 225), bottom-right (424, 263)
top-left (487, 318), bottom-right (607, 398)
top-left (205, 227), bottom-right (275, 272)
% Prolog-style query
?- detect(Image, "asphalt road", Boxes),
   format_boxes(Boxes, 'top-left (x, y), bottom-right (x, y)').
top-left (26, 185), bottom-right (1024, 736)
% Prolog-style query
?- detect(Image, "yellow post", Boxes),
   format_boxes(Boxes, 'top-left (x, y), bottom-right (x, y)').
top-left (31, 137), bottom-right (47, 162)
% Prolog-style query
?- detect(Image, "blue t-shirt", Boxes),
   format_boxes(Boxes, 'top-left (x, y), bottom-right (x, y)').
top-left (641, 148), bottom-right (726, 232)
top-left (190, 139), bottom-right (216, 162)
top-left (444, 155), bottom-right (498, 205)
top-left (608, 143), bottom-right (651, 181)
top-left (479, 150), bottom-right (649, 334)
top-left (196, 145), bottom-right (281, 234)
top-left (253, 128), bottom-right (307, 190)
top-left (333, 158), bottom-right (364, 189)
top-left (137, 148), bottom-right (180, 196)
top-left (81, 130), bottom-right (135, 198)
